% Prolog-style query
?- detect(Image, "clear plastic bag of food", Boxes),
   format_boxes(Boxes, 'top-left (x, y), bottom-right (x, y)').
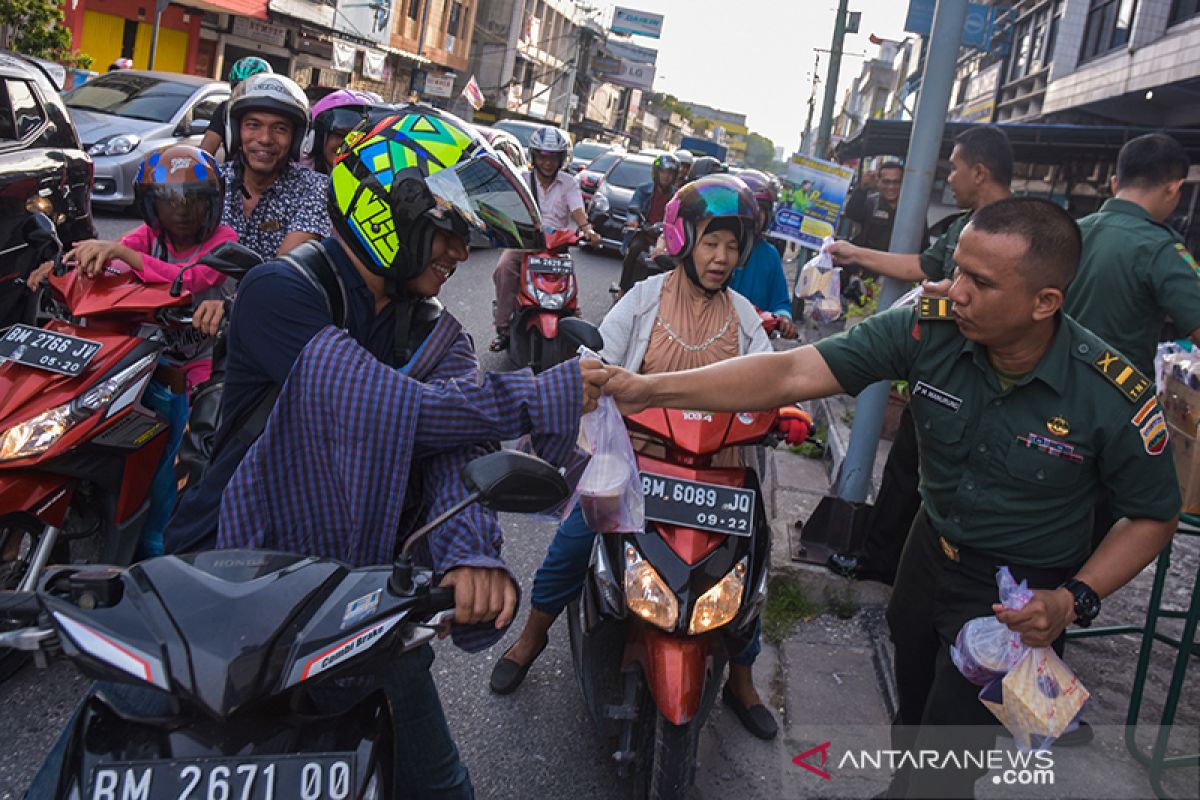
top-left (980, 647), bottom-right (1089, 751)
top-left (951, 566), bottom-right (1034, 686)
top-left (796, 236), bottom-right (843, 324)
top-left (569, 348), bottom-right (645, 533)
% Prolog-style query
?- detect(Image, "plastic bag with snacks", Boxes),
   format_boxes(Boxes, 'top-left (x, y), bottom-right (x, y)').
top-left (795, 236), bottom-right (843, 324)
top-left (950, 566), bottom-right (1034, 686)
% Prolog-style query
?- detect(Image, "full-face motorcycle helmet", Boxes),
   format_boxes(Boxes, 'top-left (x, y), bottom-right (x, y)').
top-left (662, 174), bottom-right (758, 286)
top-left (328, 105), bottom-right (544, 288)
top-left (133, 144), bottom-right (225, 242)
top-left (652, 154), bottom-right (681, 187)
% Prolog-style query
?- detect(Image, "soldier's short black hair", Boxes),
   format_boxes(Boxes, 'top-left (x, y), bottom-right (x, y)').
top-left (954, 126), bottom-right (1013, 187)
top-left (969, 197), bottom-right (1080, 291)
top-left (1116, 133), bottom-right (1190, 189)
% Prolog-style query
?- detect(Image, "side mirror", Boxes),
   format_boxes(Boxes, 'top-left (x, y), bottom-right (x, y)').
top-left (22, 213), bottom-right (61, 267)
top-left (464, 451), bottom-right (568, 514)
top-left (558, 317), bottom-right (604, 354)
top-left (198, 241), bottom-right (263, 280)
top-left (186, 119), bottom-right (210, 137)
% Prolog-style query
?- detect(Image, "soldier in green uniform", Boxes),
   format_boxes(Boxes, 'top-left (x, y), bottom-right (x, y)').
top-left (826, 125), bottom-right (1012, 283)
top-left (604, 198), bottom-right (1181, 798)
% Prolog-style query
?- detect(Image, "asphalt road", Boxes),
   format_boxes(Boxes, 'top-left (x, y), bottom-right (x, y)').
top-left (0, 211), bottom-right (637, 798)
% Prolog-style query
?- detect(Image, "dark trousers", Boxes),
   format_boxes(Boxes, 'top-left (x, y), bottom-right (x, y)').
top-left (859, 406), bottom-right (921, 583)
top-left (885, 508), bottom-right (1073, 799)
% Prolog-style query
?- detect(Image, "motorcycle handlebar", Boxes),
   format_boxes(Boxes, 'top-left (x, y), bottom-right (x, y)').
top-left (159, 307), bottom-right (194, 327)
top-left (426, 586), bottom-right (456, 614)
top-left (0, 590), bottom-right (40, 623)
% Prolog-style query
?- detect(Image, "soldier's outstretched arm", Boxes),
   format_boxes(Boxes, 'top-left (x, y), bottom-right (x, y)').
top-left (604, 345), bottom-right (843, 414)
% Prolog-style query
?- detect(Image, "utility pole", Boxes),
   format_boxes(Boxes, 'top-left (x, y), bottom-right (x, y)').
top-left (833, 0), bottom-right (970, 503)
top-left (147, 0), bottom-right (169, 70)
top-left (801, 50), bottom-right (820, 155)
top-left (814, 0), bottom-right (850, 159)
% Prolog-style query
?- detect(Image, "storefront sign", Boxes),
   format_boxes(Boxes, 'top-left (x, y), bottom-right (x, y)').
top-left (424, 73), bottom-right (455, 98)
top-left (294, 30), bottom-right (333, 60)
top-left (597, 38), bottom-right (657, 91)
top-left (231, 16), bottom-right (287, 48)
top-left (611, 7), bottom-right (664, 39)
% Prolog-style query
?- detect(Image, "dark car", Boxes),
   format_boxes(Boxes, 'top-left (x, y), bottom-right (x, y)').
top-left (576, 149), bottom-right (624, 205)
top-left (587, 154), bottom-right (654, 253)
top-left (0, 51), bottom-right (96, 325)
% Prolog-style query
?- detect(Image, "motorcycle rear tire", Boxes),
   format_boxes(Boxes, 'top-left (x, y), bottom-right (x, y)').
top-left (630, 702), bottom-right (698, 800)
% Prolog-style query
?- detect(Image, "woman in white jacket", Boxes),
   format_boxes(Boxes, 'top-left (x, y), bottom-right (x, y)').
top-left (489, 176), bottom-right (783, 740)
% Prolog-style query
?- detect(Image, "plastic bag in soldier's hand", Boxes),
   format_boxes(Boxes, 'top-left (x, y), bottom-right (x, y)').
top-left (951, 566), bottom-right (1034, 686)
top-left (796, 236), bottom-right (842, 324)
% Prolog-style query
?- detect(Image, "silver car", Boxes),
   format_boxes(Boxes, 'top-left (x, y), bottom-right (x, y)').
top-left (63, 71), bottom-right (229, 208)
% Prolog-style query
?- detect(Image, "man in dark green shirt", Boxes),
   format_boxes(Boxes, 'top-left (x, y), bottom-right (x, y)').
top-left (604, 199), bottom-right (1180, 798)
top-left (1066, 133), bottom-right (1200, 375)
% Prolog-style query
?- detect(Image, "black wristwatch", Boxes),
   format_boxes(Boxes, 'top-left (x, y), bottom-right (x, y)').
top-left (1061, 579), bottom-right (1101, 628)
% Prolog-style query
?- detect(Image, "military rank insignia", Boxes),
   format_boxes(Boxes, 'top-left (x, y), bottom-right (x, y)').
top-left (1132, 397), bottom-right (1169, 455)
top-left (1174, 243), bottom-right (1200, 276)
top-left (917, 297), bottom-right (953, 320)
top-left (1093, 350), bottom-right (1152, 402)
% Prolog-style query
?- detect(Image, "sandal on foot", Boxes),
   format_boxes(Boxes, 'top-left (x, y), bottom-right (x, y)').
top-left (489, 333), bottom-right (509, 353)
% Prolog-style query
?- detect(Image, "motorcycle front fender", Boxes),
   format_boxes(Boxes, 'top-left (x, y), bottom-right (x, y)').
top-left (525, 312), bottom-right (561, 340)
top-left (629, 625), bottom-right (710, 726)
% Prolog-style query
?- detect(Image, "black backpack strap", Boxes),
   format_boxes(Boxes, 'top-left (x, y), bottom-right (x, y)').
top-left (279, 241), bottom-right (348, 328)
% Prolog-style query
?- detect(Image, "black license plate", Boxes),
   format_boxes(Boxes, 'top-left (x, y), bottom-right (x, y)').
top-left (527, 255), bottom-right (573, 273)
top-left (90, 753), bottom-right (356, 800)
top-left (0, 324), bottom-right (101, 376)
top-left (640, 472), bottom-right (756, 537)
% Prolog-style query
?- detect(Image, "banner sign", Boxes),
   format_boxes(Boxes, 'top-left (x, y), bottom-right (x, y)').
top-left (597, 38), bottom-right (657, 91)
top-left (904, 0), bottom-right (995, 49)
top-left (769, 155), bottom-right (855, 248)
top-left (461, 75), bottom-right (485, 110)
top-left (611, 7), bottom-right (664, 39)
top-left (424, 73), bottom-right (455, 98)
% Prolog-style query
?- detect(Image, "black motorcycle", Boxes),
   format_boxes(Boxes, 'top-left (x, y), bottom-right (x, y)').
top-left (0, 450), bottom-right (567, 799)
top-left (613, 210), bottom-right (671, 303)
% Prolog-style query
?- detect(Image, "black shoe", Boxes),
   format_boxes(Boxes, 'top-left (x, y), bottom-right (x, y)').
top-left (488, 639), bottom-right (547, 695)
top-left (826, 552), bottom-right (892, 584)
top-left (721, 683), bottom-right (778, 741)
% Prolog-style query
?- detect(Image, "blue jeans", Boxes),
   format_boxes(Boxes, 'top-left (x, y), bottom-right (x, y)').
top-left (26, 645), bottom-right (471, 800)
top-left (531, 504), bottom-right (761, 666)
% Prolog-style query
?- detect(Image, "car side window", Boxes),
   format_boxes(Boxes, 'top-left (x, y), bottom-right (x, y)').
top-left (191, 97), bottom-right (220, 124)
top-left (5, 79), bottom-right (46, 140)
top-left (0, 81), bottom-right (16, 141)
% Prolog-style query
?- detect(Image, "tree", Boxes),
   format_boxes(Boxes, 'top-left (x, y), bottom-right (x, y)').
top-left (744, 132), bottom-right (776, 170)
top-left (0, 1), bottom-right (91, 68)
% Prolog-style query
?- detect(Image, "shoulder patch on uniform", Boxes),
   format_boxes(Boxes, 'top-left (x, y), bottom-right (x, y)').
top-left (917, 296), bottom-right (954, 321)
top-left (1093, 349), bottom-right (1152, 402)
top-left (1173, 243), bottom-right (1200, 275)
top-left (1132, 397), bottom-right (1169, 455)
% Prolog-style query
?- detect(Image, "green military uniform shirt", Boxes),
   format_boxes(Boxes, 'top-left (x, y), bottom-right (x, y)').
top-left (1064, 198), bottom-right (1200, 376)
top-left (918, 212), bottom-right (971, 281)
top-left (814, 303), bottom-right (1181, 567)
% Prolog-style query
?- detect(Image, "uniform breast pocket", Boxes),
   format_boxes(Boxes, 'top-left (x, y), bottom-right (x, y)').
top-left (1005, 444), bottom-right (1083, 488)
top-left (914, 408), bottom-right (967, 445)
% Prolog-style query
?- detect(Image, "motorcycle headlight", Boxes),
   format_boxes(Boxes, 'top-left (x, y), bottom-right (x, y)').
top-left (688, 558), bottom-right (748, 635)
top-left (591, 192), bottom-right (610, 214)
top-left (0, 403), bottom-right (74, 461)
top-left (624, 545), bottom-right (678, 631)
top-left (88, 134), bottom-right (140, 157)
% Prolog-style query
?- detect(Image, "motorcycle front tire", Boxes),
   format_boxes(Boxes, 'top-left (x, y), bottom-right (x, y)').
top-left (630, 699), bottom-right (699, 800)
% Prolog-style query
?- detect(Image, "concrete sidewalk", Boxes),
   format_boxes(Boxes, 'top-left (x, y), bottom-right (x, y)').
top-left (690, 397), bottom-right (1200, 800)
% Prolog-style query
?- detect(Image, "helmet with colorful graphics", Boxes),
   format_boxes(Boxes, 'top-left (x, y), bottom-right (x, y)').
top-left (662, 174), bottom-right (758, 287)
top-left (133, 144), bottom-right (225, 242)
top-left (302, 89), bottom-right (395, 173)
top-left (227, 56), bottom-right (272, 88)
top-left (328, 105), bottom-right (545, 285)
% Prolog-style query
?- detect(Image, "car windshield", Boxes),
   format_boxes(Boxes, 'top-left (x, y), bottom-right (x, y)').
top-left (605, 159), bottom-right (652, 189)
top-left (588, 152), bottom-right (622, 174)
top-left (64, 74), bottom-right (195, 123)
top-left (492, 122), bottom-right (539, 147)
top-left (574, 142), bottom-right (609, 162)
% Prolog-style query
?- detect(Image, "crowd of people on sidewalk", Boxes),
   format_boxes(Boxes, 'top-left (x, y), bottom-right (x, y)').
top-left (22, 49), bottom-right (1200, 797)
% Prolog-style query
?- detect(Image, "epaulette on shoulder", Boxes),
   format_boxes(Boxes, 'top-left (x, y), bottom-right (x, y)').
top-left (1092, 348), bottom-right (1152, 403)
top-left (916, 296), bottom-right (954, 321)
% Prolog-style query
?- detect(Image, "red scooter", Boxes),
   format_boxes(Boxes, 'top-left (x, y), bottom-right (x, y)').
top-left (568, 406), bottom-right (780, 799)
top-left (504, 229), bottom-right (582, 373)
top-left (0, 256), bottom-right (200, 676)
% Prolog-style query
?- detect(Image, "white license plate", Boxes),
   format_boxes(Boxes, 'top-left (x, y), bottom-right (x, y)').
top-left (90, 753), bottom-right (355, 800)
top-left (0, 324), bottom-right (101, 376)
top-left (640, 472), bottom-right (756, 537)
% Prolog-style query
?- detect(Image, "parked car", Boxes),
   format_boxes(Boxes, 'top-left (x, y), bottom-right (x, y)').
top-left (0, 51), bottom-right (95, 249)
top-left (587, 153), bottom-right (655, 253)
top-left (63, 71), bottom-right (229, 208)
top-left (570, 140), bottom-right (618, 173)
top-left (476, 125), bottom-right (528, 170)
top-left (576, 149), bottom-right (624, 205)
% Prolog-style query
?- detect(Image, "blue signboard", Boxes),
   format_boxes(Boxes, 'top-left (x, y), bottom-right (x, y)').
top-left (905, 0), bottom-right (995, 49)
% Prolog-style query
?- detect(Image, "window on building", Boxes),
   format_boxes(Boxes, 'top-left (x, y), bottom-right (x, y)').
top-left (1080, 0), bottom-right (1139, 62)
top-left (408, 0), bottom-right (422, 22)
top-left (1170, 0), bottom-right (1200, 25)
top-left (1008, 1), bottom-right (1062, 82)
top-left (447, 2), bottom-right (463, 37)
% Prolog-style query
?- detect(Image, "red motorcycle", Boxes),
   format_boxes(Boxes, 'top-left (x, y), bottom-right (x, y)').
top-left (567, 406), bottom-right (780, 799)
top-left (504, 229), bottom-right (583, 373)
top-left (0, 259), bottom-right (200, 675)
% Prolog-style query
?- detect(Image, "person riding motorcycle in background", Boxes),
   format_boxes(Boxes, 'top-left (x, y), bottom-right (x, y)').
top-left (163, 106), bottom-right (606, 797)
top-left (687, 154), bottom-right (727, 183)
top-left (491, 175), bottom-right (808, 742)
top-left (615, 153), bottom-right (680, 295)
top-left (673, 148), bottom-right (695, 191)
top-left (728, 169), bottom-right (798, 339)
top-left (301, 88), bottom-right (390, 174)
top-left (490, 125), bottom-right (599, 352)
top-left (200, 56), bottom-right (273, 158)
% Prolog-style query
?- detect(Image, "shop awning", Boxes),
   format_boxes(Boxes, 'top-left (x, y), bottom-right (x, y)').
top-left (175, 0), bottom-right (268, 20)
top-left (384, 46), bottom-right (431, 66)
top-left (834, 119), bottom-right (1200, 164)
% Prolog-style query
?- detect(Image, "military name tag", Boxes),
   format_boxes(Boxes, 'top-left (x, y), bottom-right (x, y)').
top-left (912, 381), bottom-right (962, 413)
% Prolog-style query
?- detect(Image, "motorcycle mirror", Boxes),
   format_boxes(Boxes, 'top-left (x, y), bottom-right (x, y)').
top-left (22, 213), bottom-right (61, 266)
top-left (465, 450), bottom-right (568, 514)
top-left (652, 254), bottom-right (676, 272)
top-left (558, 317), bottom-right (604, 354)
top-left (197, 242), bottom-right (263, 280)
